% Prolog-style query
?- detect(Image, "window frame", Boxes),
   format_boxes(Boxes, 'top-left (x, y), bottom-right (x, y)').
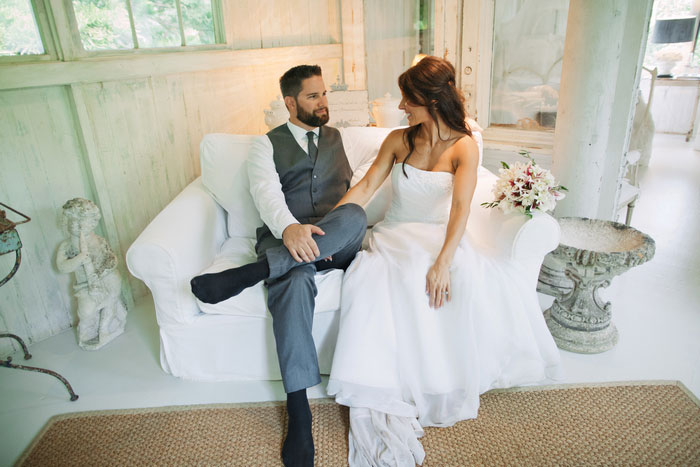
top-left (0, 0), bottom-right (59, 62)
top-left (461, 0), bottom-right (563, 152)
top-left (0, 0), bottom-right (227, 64)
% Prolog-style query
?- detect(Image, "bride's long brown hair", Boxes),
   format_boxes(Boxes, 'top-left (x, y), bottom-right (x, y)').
top-left (398, 56), bottom-right (471, 176)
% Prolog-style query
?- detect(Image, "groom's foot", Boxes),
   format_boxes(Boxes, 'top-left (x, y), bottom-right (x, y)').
top-left (190, 260), bottom-right (270, 304)
top-left (282, 389), bottom-right (314, 467)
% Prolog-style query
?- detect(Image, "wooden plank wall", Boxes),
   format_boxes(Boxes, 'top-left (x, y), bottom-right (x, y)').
top-left (0, 86), bottom-right (94, 346)
top-left (0, 0), bottom-right (342, 355)
top-left (231, 0), bottom-right (342, 49)
top-left (364, 0), bottom-right (420, 101)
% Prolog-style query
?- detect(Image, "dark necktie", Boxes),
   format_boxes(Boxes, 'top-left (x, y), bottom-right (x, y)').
top-left (306, 131), bottom-right (318, 164)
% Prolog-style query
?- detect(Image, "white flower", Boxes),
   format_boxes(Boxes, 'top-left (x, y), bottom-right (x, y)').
top-left (481, 151), bottom-right (567, 217)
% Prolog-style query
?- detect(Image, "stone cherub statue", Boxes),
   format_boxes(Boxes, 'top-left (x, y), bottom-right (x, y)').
top-left (56, 198), bottom-right (127, 350)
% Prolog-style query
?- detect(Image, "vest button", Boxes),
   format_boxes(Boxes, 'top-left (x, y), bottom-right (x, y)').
top-left (313, 175), bottom-right (317, 179)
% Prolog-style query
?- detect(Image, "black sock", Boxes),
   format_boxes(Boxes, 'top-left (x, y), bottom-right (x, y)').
top-left (282, 389), bottom-right (314, 467)
top-left (190, 259), bottom-right (270, 304)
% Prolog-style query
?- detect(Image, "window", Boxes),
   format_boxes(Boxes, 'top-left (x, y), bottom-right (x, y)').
top-left (489, 0), bottom-right (569, 131)
top-left (644, 0), bottom-right (699, 75)
top-left (1, 0), bottom-right (223, 61)
top-left (72, 0), bottom-right (217, 51)
top-left (72, 0), bottom-right (134, 50)
top-left (0, 0), bottom-right (44, 56)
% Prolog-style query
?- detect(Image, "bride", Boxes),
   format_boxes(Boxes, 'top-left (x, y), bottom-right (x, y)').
top-left (327, 56), bottom-right (562, 466)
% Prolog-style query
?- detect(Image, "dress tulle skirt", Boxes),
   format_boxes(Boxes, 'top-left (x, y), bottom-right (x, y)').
top-left (327, 165), bottom-right (562, 466)
top-left (327, 221), bottom-right (562, 465)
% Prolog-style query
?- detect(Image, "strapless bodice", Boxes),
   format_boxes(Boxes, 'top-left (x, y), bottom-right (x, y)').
top-left (383, 163), bottom-right (454, 224)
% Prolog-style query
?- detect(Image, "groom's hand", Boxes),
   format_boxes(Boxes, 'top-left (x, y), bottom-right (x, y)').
top-left (282, 223), bottom-right (325, 263)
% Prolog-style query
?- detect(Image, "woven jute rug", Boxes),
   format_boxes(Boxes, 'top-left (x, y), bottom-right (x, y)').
top-left (18, 381), bottom-right (700, 466)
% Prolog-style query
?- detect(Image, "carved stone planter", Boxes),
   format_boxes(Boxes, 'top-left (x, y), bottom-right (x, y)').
top-left (542, 217), bottom-right (655, 353)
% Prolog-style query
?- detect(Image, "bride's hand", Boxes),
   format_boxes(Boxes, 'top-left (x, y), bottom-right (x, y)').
top-left (426, 261), bottom-right (450, 309)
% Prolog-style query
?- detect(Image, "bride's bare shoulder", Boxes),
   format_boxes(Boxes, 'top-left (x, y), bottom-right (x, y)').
top-left (379, 127), bottom-right (408, 151)
top-left (459, 133), bottom-right (479, 151)
top-left (387, 127), bottom-right (407, 142)
top-left (450, 134), bottom-right (479, 167)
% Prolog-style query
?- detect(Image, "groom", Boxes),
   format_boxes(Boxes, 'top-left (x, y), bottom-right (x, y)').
top-left (190, 65), bottom-right (366, 466)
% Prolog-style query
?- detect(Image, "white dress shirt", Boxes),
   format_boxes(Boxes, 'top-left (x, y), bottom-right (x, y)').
top-left (247, 121), bottom-right (320, 239)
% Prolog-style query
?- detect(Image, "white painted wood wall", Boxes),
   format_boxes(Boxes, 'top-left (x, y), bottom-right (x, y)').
top-left (0, 0), bottom-right (345, 355)
top-left (364, 1), bottom-right (420, 101)
top-left (639, 78), bottom-right (700, 135)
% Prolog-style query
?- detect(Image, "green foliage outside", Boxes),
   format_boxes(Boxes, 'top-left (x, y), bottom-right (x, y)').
top-left (73, 0), bottom-right (134, 50)
top-left (181, 0), bottom-right (214, 45)
top-left (73, 0), bottom-right (214, 50)
top-left (1, 0), bottom-right (216, 53)
top-left (131, 0), bottom-right (181, 48)
top-left (0, 0), bottom-right (44, 55)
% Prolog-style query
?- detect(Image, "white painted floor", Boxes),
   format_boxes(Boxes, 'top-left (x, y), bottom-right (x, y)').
top-left (1, 134), bottom-right (699, 465)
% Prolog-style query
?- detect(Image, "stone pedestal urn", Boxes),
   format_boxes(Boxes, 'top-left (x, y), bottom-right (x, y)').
top-left (542, 217), bottom-right (655, 354)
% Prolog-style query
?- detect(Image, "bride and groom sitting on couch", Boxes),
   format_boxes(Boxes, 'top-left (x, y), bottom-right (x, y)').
top-left (190, 60), bottom-right (561, 467)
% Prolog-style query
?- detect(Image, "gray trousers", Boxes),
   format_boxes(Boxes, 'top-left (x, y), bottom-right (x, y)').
top-left (256, 203), bottom-right (367, 393)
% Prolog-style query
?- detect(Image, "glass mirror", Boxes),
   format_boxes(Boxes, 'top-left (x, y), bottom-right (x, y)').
top-left (489, 0), bottom-right (569, 131)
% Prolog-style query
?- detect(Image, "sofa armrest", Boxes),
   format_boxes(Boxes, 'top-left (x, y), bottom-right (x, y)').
top-left (126, 177), bottom-right (227, 326)
top-left (467, 167), bottom-right (560, 290)
top-left (468, 208), bottom-right (560, 261)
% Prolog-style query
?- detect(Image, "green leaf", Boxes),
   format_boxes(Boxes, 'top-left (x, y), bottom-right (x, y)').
top-left (518, 149), bottom-right (536, 164)
top-left (500, 161), bottom-right (510, 169)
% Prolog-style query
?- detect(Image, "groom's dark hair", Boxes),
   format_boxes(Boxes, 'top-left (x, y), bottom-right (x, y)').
top-left (280, 65), bottom-right (322, 98)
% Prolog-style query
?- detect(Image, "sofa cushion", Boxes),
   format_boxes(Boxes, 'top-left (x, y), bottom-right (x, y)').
top-left (339, 126), bottom-right (394, 170)
top-left (200, 128), bottom-right (483, 235)
top-left (340, 126), bottom-right (396, 226)
top-left (200, 134), bottom-right (263, 239)
top-left (195, 237), bottom-right (343, 318)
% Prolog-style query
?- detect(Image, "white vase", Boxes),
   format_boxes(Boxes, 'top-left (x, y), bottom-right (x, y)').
top-left (370, 93), bottom-right (406, 128)
top-left (657, 60), bottom-right (676, 76)
top-left (264, 96), bottom-right (289, 130)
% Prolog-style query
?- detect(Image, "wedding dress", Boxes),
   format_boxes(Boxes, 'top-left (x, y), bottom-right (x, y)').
top-left (327, 163), bottom-right (562, 466)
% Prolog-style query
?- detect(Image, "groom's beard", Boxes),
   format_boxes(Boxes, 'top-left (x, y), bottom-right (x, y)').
top-left (296, 102), bottom-right (330, 127)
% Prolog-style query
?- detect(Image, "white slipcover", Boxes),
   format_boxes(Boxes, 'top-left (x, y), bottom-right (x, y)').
top-left (126, 127), bottom-right (559, 381)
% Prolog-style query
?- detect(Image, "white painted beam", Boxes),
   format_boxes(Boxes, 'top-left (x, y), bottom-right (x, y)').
top-left (552, 0), bottom-right (628, 219)
top-left (0, 44), bottom-right (343, 91)
top-left (340, 0), bottom-right (367, 90)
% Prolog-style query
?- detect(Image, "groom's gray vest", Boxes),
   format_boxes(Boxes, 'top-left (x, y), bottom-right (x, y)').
top-left (255, 123), bottom-right (353, 252)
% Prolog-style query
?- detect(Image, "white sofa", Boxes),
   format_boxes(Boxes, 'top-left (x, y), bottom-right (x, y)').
top-left (126, 127), bottom-right (560, 382)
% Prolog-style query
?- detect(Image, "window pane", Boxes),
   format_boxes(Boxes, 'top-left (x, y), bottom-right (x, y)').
top-left (490, 0), bottom-right (569, 131)
top-left (181, 0), bottom-right (214, 46)
top-left (72, 0), bottom-right (134, 51)
top-left (643, 0), bottom-right (697, 75)
top-left (132, 0), bottom-right (181, 48)
top-left (0, 0), bottom-right (44, 56)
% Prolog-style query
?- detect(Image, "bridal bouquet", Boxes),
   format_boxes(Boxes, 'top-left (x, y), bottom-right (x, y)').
top-left (481, 150), bottom-right (567, 218)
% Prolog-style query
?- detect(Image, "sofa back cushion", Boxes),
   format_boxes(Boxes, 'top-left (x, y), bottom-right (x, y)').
top-left (339, 126), bottom-right (394, 170)
top-left (339, 127), bottom-right (395, 225)
top-left (200, 134), bottom-right (263, 238)
top-left (200, 128), bottom-right (483, 237)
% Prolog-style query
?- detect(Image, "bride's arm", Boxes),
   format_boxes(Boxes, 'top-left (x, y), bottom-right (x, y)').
top-left (426, 136), bottom-right (480, 308)
top-left (334, 129), bottom-right (403, 208)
